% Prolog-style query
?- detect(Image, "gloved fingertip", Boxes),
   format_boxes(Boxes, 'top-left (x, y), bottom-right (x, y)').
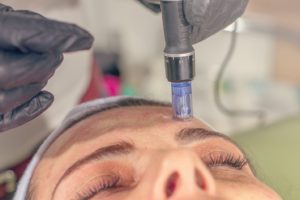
top-left (37, 91), bottom-right (54, 108)
top-left (0, 91), bottom-right (54, 132)
top-left (63, 33), bottom-right (94, 53)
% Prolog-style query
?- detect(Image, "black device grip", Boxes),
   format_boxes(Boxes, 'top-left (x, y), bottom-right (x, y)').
top-left (161, 0), bottom-right (193, 54)
top-left (161, 0), bottom-right (195, 82)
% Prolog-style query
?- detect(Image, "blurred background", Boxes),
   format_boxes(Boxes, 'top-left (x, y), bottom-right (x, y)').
top-left (82, 1), bottom-right (300, 199)
top-left (80, 0), bottom-right (300, 132)
top-left (2, 0), bottom-right (299, 199)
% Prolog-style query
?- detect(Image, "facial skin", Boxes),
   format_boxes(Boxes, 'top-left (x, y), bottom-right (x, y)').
top-left (29, 106), bottom-right (282, 200)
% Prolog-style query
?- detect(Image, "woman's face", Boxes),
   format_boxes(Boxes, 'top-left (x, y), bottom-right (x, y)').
top-left (30, 106), bottom-right (281, 200)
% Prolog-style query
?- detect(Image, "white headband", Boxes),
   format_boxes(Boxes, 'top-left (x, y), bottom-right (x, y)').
top-left (14, 96), bottom-right (136, 200)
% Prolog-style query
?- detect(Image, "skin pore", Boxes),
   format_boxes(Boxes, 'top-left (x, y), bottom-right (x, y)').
top-left (29, 106), bottom-right (282, 200)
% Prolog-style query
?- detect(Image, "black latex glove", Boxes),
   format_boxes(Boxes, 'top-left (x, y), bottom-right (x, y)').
top-left (184, 0), bottom-right (248, 44)
top-left (138, 0), bottom-right (248, 44)
top-left (0, 4), bottom-right (94, 132)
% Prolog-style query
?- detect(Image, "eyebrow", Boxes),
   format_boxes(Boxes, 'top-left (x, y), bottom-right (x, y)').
top-left (51, 141), bottom-right (135, 199)
top-left (175, 128), bottom-right (232, 145)
top-left (176, 128), bottom-right (254, 173)
top-left (175, 128), bottom-right (249, 158)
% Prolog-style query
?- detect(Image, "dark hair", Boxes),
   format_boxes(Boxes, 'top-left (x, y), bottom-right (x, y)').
top-left (91, 98), bottom-right (171, 112)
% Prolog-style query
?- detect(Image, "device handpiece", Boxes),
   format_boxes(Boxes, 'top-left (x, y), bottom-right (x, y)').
top-left (172, 82), bottom-right (193, 119)
top-left (161, 0), bottom-right (195, 120)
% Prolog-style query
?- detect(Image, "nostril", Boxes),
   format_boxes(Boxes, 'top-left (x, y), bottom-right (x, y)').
top-left (165, 172), bottom-right (179, 198)
top-left (195, 169), bottom-right (206, 190)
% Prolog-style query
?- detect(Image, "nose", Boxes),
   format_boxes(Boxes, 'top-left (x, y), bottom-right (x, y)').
top-left (142, 150), bottom-right (216, 200)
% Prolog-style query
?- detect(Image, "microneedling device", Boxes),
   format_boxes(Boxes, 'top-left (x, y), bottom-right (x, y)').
top-left (142, 0), bottom-right (248, 120)
top-left (161, 0), bottom-right (195, 120)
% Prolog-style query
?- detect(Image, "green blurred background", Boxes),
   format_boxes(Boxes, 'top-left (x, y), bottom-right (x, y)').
top-left (233, 115), bottom-right (300, 200)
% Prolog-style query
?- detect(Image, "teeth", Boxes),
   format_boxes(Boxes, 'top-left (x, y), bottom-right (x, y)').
top-left (171, 82), bottom-right (193, 120)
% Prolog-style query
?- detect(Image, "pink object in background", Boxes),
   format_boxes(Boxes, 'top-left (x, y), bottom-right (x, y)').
top-left (103, 75), bottom-right (122, 96)
top-left (80, 59), bottom-right (102, 103)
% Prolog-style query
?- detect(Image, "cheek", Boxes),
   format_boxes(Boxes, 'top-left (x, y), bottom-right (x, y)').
top-left (216, 180), bottom-right (282, 200)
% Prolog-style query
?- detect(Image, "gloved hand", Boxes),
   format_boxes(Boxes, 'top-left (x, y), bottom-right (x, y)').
top-left (0, 4), bottom-right (94, 132)
top-left (183, 0), bottom-right (248, 44)
top-left (137, 0), bottom-right (248, 44)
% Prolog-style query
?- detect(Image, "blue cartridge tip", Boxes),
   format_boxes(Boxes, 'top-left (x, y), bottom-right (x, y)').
top-left (171, 82), bottom-right (193, 120)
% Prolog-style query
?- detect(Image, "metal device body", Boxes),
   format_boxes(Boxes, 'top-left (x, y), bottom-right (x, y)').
top-left (161, 0), bottom-right (195, 120)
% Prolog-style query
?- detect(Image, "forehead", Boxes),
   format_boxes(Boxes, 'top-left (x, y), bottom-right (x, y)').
top-left (45, 106), bottom-right (213, 156)
top-left (38, 106), bottom-right (240, 180)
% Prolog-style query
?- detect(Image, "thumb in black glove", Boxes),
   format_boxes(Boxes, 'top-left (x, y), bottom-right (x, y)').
top-left (0, 4), bottom-right (94, 132)
top-left (184, 0), bottom-right (249, 44)
top-left (137, 0), bottom-right (248, 45)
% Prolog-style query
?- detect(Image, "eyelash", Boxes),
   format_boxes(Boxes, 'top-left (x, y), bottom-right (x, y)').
top-left (76, 175), bottom-right (121, 200)
top-left (76, 154), bottom-right (247, 199)
top-left (206, 153), bottom-right (248, 170)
